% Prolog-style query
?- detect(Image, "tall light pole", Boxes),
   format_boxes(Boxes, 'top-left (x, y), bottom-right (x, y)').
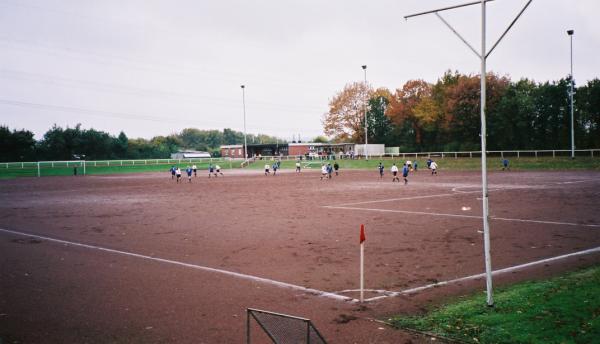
top-left (405, 0), bottom-right (533, 307)
top-left (567, 29), bottom-right (575, 159)
top-left (241, 85), bottom-right (248, 160)
top-left (362, 65), bottom-right (368, 160)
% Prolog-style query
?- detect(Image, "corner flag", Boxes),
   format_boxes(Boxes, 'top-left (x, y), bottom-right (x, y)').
top-left (360, 224), bottom-right (366, 244)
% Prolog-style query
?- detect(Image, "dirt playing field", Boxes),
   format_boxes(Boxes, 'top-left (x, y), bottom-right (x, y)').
top-left (1, 168), bottom-right (599, 343)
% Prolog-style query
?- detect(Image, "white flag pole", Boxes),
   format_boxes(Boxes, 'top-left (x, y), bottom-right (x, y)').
top-left (360, 242), bottom-right (364, 303)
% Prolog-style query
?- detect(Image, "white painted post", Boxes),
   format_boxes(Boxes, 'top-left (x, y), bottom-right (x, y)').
top-left (37, 162), bottom-right (40, 177)
top-left (360, 242), bottom-right (364, 303)
top-left (83, 161), bottom-right (86, 175)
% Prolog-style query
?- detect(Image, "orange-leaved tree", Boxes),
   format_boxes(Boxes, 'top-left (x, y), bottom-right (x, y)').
top-left (322, 82), bottom-right (371, 142)
top-left (386, 79), bottom-right (433, 147)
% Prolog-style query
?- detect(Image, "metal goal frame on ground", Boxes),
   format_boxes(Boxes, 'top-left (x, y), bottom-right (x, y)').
top-left (246, 308), bottom-right (327, 344)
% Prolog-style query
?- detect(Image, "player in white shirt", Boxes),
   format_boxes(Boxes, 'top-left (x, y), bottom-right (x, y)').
top-left (430, 161), bottom-right (438, 175)
top-left (390, 164), bottom-right (400, 182)
top-left (264, 164), bottom-right (270, 176)
top-left (175, 167), bottom-right (182, 183)
top-left (215, 164), bottom-right (224, 177)
top-left (320, 164), bottom-right (328, 180)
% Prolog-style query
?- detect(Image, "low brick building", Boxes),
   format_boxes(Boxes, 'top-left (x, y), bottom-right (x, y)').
top-left (220, 145), bottom-right (245, 158)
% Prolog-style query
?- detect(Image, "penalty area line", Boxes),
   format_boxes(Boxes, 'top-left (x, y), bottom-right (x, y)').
top-left (0, 228), bottom-right (353, 302)
top-left (323, 205), bottom-right (600, 228)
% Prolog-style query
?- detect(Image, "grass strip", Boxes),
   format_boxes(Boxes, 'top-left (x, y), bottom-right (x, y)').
top-left (390, 265), bottom-right (600, 343)
top-left (246, 157), bottom-right (600, 171)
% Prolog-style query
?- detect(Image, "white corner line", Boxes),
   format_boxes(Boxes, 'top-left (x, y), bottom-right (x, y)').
top-left (323, 205), bottom-right (600, 228)
top-left (363, 245), bottom-right (600, 302)
top-left (0, 228), bottom-right (354, 302)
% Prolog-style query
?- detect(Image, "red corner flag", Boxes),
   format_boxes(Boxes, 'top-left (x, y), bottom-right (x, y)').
top-left (360, 224), bottom-right (366, 244)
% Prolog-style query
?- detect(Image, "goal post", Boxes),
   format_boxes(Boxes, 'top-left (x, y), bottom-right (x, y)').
top-left (246, 308), bottom-right (327, 344)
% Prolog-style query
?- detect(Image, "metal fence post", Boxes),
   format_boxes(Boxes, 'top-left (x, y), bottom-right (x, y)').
top-left (37, 162), bottom-right (40, 177)
top-left (306, 320), bottom-right (310, 344)
top-left (246, 309), bottom-right (250, 344)
top-left (83, 160), bottom-right (86, 175)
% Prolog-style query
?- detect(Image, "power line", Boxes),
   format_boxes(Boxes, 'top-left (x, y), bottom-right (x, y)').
top-left (0, 69), bottom-right (325, 112)
top-left (0, 98), bottom-right (324, 134)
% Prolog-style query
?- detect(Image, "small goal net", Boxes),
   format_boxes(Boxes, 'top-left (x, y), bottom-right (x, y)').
top-left (246, 308), bottom-right (327, 344)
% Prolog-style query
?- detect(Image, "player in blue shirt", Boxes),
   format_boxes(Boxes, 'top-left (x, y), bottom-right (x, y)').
top-left (502, 158), bottom-right (510, 171)
top-left (186, 166), bottom-right (193, 183)
top-left (327, 163), bottom-right (333, 179)
top-left (378, 162), bottom-right (384, 179)
top-left (272, 162), bottom-right (278, 176)
top-left (170, 166), bottom-right (176, 179)
top-left (208, 164), bottom-right (214, 178)
top-left (402, 163), bottom-right (409, 185)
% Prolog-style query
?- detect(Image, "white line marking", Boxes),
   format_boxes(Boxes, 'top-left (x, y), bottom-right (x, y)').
top-left (323, 205), bottom-right (600, 228)
top-left (363, 245), bottom-right (600, 302)
top-left (0, 228), bottom-right (353, 302)
top-left (331, 191), bottom-right (481, 207)
top-left (329, 178), bottom-right (598, 208)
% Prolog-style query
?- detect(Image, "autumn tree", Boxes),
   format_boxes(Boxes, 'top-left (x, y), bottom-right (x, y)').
top-left (386, 79), bottom-right (433, 149)
top-left (322, 82), bottom-right (371, 142)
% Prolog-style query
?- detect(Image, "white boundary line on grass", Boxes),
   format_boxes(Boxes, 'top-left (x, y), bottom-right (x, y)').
top-left (0, 228), bottom-right (353, 302)
top-left (323, 205), bottom-right (600, 228)
top-left (360, 245), bottom-right (600, 302)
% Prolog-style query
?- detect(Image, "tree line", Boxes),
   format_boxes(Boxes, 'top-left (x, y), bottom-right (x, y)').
top-left (323, 71), bottom-right (600, 152)
top-left (0, 125), bottom-right (281, 162)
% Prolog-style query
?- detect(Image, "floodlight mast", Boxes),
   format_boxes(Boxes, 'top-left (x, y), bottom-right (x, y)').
top-left (567, 29), bottom-right (575, 159)
top-left (362, 65), bottom-right (368, 160)
top-left (404, 0), bottom-right (534, 307)
top-left (241, 85), bottom-right (248, 160)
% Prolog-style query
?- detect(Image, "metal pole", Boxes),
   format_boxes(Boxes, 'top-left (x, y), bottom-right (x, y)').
top-left (480, 0), bottom-right (494, 307)
top-left (362, 65), bottom-right (368, 160)
top-left (405, 0), bottom-right (533, 308)
top-left (568, 30), bottom-right (575, 159)
top-left (241, 85), bottom-right (248, 161)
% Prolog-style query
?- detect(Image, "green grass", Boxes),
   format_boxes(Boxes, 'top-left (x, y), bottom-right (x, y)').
top-left (0, 160), bottom-right (237, 178)
top-left (1, 156), bottom-right (599, 179)
top-left (390, 266), bottom-right (600, 343)
top-left (247, 157), bottom-right (600, 171)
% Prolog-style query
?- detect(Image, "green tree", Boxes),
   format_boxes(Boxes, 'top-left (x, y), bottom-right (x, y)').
top-left (366, 93), bottom-right (393, 145)
top-left (575, 78), bottom-right (600, 149)
top-left (0, 126), bottom-right (37, 162)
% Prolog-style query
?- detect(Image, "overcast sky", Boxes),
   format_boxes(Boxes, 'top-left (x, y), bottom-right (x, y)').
top-left (1, 0), bottom-right (598, 141)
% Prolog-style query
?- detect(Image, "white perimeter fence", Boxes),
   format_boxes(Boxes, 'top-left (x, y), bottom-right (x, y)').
top-left (2, 149), bottom-right (598, 177)
top-left (1, 157), bottom-right (237, 177)
top-left (246, 149), bottom-right (600, 161)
